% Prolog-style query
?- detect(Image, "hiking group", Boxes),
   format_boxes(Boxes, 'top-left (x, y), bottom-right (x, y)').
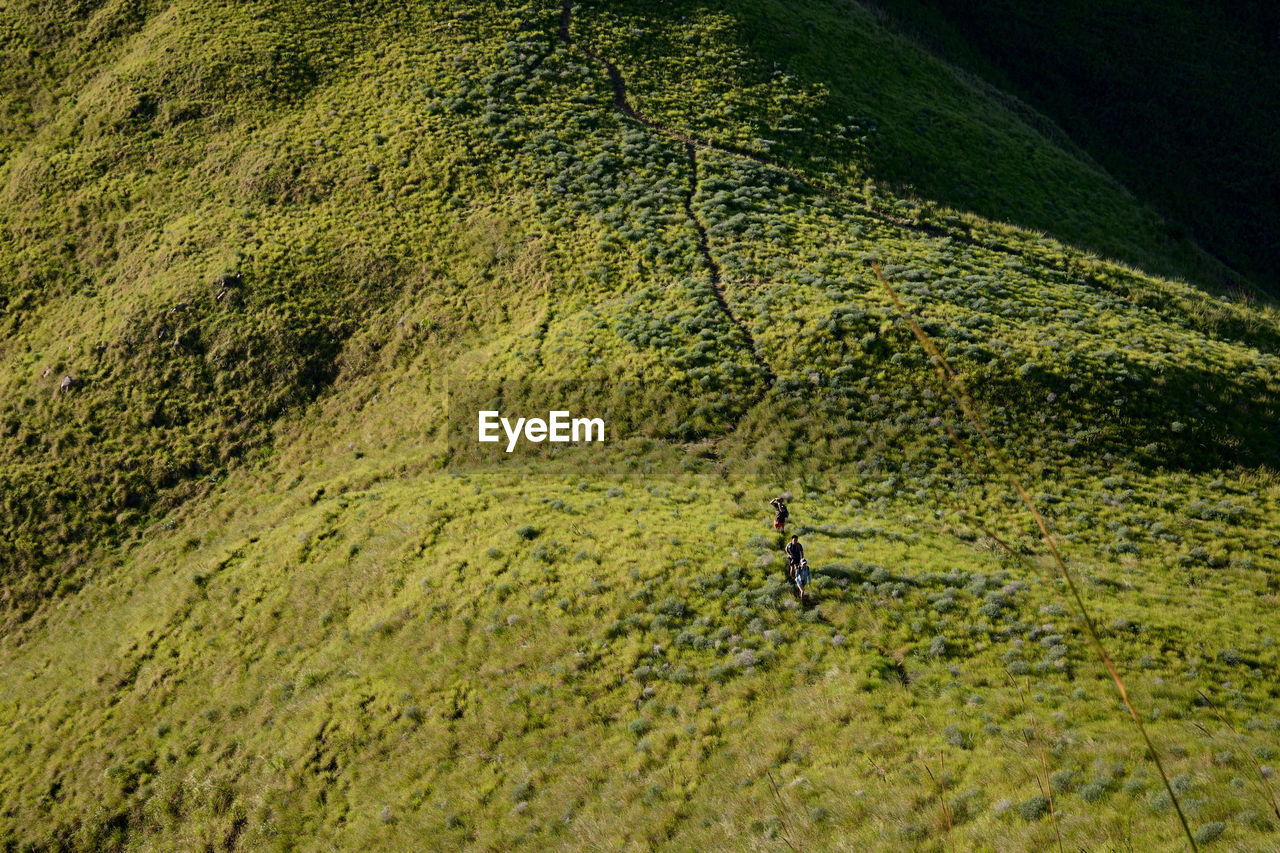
top-left (770, 497), bottom-right (811, 602)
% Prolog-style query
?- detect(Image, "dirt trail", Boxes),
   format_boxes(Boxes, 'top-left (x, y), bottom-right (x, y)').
top-left (555, 2), bottom-right (1044, 394)
top-left (558, 0), bottom-right (776, 389)
top-left (556, 0), bottom-right (1041, 262)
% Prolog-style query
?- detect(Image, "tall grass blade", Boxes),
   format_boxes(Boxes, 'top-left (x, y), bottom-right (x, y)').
top-left (873, 261), bottom-right (1200, 851)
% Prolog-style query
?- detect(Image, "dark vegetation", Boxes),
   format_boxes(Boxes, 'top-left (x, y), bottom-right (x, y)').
top-left (868, 0), bottom-right (1280, 294)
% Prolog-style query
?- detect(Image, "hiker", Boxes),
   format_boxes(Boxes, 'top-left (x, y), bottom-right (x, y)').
top-left (769, 496), bottom-right (789, 531)
top-left (794, 557), bottom-right (812, 602)
top-left (784, 535), bottom-right (804, 581)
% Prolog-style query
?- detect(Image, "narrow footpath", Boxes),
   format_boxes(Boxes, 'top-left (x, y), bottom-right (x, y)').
top-left (558, 0), bottom-right (776, 390)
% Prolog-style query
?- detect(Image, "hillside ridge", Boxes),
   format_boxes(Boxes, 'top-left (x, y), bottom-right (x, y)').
top-left (1, 2), bottom-right (1279, 850)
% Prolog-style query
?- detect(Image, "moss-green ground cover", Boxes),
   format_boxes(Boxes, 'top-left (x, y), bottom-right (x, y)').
top-left (4, 454), bottom-right (1278, 849)
top-left (2, 0), bottom-right (1279, 849)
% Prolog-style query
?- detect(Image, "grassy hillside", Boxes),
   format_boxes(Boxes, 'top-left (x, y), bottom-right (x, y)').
top-left (2, 0), bottom-right (1279, 850)
top-left (4, 456), bottom-right (1280, 850)
top-left (569, 0), bottom-right (1256, 295)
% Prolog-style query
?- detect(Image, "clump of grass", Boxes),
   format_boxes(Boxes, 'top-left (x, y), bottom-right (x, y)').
top-left (1018, 794), bottom-right (1049, 821)
top-left (1079, 781), bottom-right (1108, 803)
top-left (509, 779), bottom-right (534, 803)
top-left (1049, 770), bottom-right (1077, 794)
top-left (1192, 822), bottom-right (1225, 845)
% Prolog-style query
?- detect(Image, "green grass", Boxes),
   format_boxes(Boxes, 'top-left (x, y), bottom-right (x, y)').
top-left (570, 0), bottom-right (1255, 295)
top-left (3, 457), bottom-right (1278, 849)
top-left (1, 0), bottom-right (1279, 849)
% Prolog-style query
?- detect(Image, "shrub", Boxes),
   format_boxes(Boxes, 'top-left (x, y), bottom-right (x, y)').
top-left (1018, 794), bottom-right (1049, 821)
top-left (943, 724), bottom-right (971, 749)
top-left (516, 525), bottom-right (540, 540)
top-left (648, 615), bottom-right (673, 632)
top-left (1236, 809), bottom-right (1273, 831)
top-left (1050, 770), bottom-right (1076, 793)
top-left (667, 666), bottom-right (696, 684)
top-left (1193, 822), bottom-right (1225, 845)
top-left (708, 663), bottom-right (736, 682)
top-left (509, 779), bottom-right (534, 803)
top-left (656, 596), bottom-right (688, 618)
top-left (1078, 781), bottom-right (1107, 803)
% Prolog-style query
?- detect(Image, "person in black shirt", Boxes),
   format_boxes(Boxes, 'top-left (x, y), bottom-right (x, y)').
top-left (784, 535), bottom-right (804, 581)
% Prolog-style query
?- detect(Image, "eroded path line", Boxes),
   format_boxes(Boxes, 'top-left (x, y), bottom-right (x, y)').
top-left (557, 1), bottom-right (1061, 266)
top-left (558, 0), bottom-right (776, 390)
top-left (682, 142), bottom-right (777, 385)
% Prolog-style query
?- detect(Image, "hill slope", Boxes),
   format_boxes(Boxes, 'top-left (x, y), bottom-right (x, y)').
top-left (868, 0), bottom-right (1280, 293)
top-left (2, 1), bottom-right (1279, 850)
